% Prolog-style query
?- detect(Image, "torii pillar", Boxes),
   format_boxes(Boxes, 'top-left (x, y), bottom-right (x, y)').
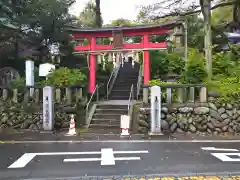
top-left (89, 37), bottom-right (96, 94)
top-left (143, 34), bottom-right (150, 103)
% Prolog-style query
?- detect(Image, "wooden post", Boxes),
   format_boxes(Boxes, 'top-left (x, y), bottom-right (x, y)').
top-left (177, 88), bottom-right (183, 103)
top-left (55, 88), bottom-right (61, 103)
top-left (200, 86), bottom-right (207, 102)
top-left (65, 88), bottom-right (72, 105)
top-left (35, 89), bottom-right (40, 103)
top-left (189, 87), bottom-right (195, 103)
top-left (24, 88), bottom-right (30, 103)
top-left (12, 89), bottom-right (18, 103)
top-left (166, 88), bottom-right (172, 104)
top-left (2, 89), bottom-right (8, 101)
top-left (79, 88), bottom-right (83, 99)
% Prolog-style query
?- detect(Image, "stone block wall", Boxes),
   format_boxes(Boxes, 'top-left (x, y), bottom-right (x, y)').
top-left (138, 103), bottom-right (240, 134)
top-left (0, 102), bottom-right (86, 131)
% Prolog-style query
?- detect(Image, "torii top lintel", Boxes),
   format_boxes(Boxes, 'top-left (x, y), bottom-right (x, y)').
top-left (68, 20), bottom-right (182, 53)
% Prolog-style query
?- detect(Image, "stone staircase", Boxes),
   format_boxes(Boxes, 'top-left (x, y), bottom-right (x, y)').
top-left (109, 62), bottom-right (139, 100)
top-left (88, 104), bottom-right (128, 133)
top-left (88, 62), bottom-right (140, 134)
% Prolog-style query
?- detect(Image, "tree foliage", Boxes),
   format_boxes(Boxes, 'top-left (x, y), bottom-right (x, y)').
top-left (0, 0), bottom-right (76, 60)
top-left (78, 1), bottom-right (101, 28)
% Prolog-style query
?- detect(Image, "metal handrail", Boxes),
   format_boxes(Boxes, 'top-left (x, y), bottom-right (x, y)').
top-left (128, 84), bottom-right (134, 115)
top-left (106, 63), bottom-right (120, 99)
top-left (106, 71), bottom-right (114, 98)
top-left (86, 84), bottom-right (99, 123)
top-left (136, 64), bottom-right (143, 100)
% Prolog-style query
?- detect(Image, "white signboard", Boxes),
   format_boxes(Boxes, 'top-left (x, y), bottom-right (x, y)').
top-left (39, 63), bottom-right (55, 77)
top-left (25, 60), bottom-right (34, 86)
top-left (120, 115), bottom-right (130, 130)
top-left (8, 148), bottom-right (148, 168)
top-left (150, 86), bottom-right (161, 134)
top-left (42, 86), bottom-right (54, 131)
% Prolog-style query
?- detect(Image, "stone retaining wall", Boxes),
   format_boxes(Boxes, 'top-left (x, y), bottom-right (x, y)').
top-left (138, 103), bottom-right (240, 134)
top-left (0, 102), bottom-right (85, 131)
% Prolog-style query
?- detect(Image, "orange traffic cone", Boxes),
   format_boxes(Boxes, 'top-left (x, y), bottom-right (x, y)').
top-left (66, 114), bottom-right (76, 136)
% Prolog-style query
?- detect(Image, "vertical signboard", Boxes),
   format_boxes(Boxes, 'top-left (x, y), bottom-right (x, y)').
top-left (25, 60), bottom-right (34, 96)
top-left (150, 86), bottom-right (162, 135)
top-left (43, 86), bottom-right (54, 131)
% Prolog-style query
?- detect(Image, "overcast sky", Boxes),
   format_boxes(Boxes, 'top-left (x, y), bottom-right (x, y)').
top-left (69, 0), bottom-right (160, 24)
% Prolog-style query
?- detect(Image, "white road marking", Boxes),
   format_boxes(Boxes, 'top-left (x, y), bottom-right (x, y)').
top-left (4, 140), bottom-right (240, 144)
top-left (64, 158), bottom-right (101, 162)
top-left (201, 147), bottom-right (239, 151)
top-left (211, 153), bottom-right (240, 162)
top-left (8, 149), bottom-right (149, 168)
top-left (8, 153), bottom-right (36, 168)
top-left (35, 152), bottom-right (101, 155)
top-left (114, 157), bottom-right (141, 161)
top-left (101, 148), bottom-right (115, 165)
top-left (63, 157), bottom-right (141, 163)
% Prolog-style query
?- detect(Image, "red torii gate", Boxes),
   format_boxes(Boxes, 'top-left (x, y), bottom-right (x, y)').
top-left (68, 20), bottom-right (181, 94)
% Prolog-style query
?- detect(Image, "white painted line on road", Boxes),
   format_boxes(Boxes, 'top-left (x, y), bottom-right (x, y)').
top-left (8, 153), bottom-right (36, 168)
top-left (36, 152), bottom-right (101, 155)
top-left (101, 148), bottom-right (115, 165)
top-left (114, 150), bottom-right (149, 154)
top-left (211, 153), bottom-right (240, 162)
top-left (201, 147), bottom-right (239, 151)
top-left (114, 157), bottom-right (141, 161)
top-left (8, 152), bottom-right (101, 168)
top-left (8, 149), bottom-right (149, 168)
top-left (63, 157), bottom-right (141, 163)
top-left (4, 139), bottom-right (240, 144)
top-left (64, 158), bottom-right (101, 162)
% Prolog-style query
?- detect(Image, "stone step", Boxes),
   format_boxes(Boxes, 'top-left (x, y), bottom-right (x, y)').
top-left (117, 76), bottom-right (138, 80)
top-left (93, 113), bottom-right (121, 120)
top-left (89, 123), bottom-right (119, 128)
top-left (87, 127), bottom-right (120, 134)
top-left (111, 91), bottom-right (131, 96)
top-left (110, 95), bottom-right (135, 100)
top-left (96, 104), bottom-right (128, 109)
top-left (114, 84), bottom-right (137, 88)
top-left (115, 79), bottom-right (137, 84)
top-left (95, 108), bottom-right (128, 114)
top-left (91, 118), bottom-right (120, 125)
top-left (112, 86), bottom-right (134, 90)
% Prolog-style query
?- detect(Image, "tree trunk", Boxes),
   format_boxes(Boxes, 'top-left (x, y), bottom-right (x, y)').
top-left (95, 0), bottom-right (102, 27)
top-left (200, 0), bottom-right (212, 80)
top-left (233, 1), bottom-right (240, 23)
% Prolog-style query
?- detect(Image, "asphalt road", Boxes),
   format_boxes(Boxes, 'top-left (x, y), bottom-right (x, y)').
top-left (0, 141), bottom-right (240, 180)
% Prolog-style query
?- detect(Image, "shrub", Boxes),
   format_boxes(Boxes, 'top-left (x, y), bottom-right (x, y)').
top-left (150, 51), bottom-right (168, 78)
top-left (150, 51), bottom-right (185, 78)
top-left (207, 47), bottom-right (240, 103)
top-left (181, 48), bottom-right (207, 84)
top-left (166, 52), bottom-right (185, 74)
top-left (45, 67), bottom-right (87, 86)
top-left (206, 75), bottom-right (240, 104)
top-left (212, 52), bottom-right (235, 76)
top-left (8, 77), bottom-right (25, 91)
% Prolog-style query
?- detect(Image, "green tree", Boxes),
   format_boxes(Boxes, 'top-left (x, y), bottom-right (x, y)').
top-left (0, 0), bottom-right (76, 73)
top-left (139, 0), bottom-right (239, 80)
top-left (108, 18), bottom-right (135, 27)
top-left (78, 1), bottom-right (102, 28)
top-left (0, 0), bottom-right (75, 58)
